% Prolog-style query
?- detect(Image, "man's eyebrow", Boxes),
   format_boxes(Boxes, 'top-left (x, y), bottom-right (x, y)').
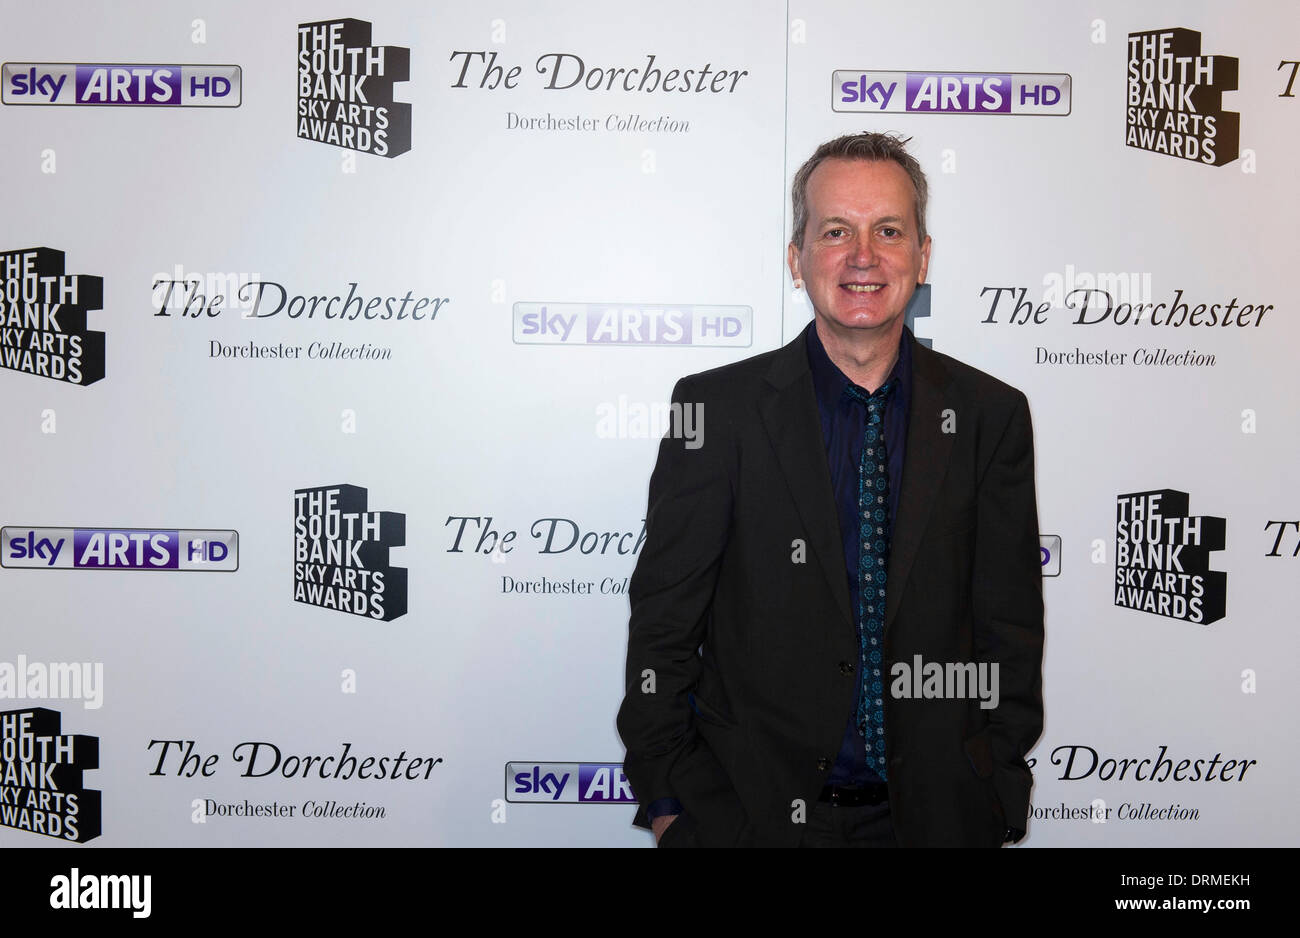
top-left (817, 214), bottom-right (909, 228)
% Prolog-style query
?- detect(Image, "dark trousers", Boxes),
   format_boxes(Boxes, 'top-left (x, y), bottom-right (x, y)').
top-left (799, 800), bottom-right (899, 847)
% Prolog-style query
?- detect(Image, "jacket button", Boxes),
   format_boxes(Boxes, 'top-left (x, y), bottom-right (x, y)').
top-left (817, 758), bottom-right (829, 771)
top-left (839, 661), bottom-right (853, 675)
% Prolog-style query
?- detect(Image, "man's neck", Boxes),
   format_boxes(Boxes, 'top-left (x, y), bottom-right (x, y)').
top-left (815, 317), bottom-right (904, 393)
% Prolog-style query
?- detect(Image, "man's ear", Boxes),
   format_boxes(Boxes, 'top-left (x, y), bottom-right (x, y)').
top-left (917, 235), bottom-right (932, 284)
top-left (787, 241), bottom-right (800, 282)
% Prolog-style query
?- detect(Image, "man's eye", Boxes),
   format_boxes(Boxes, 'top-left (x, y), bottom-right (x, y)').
top-left (880, 227), bottom-right (900, 238)
top-left (826, 228), bottom-right (846, 239)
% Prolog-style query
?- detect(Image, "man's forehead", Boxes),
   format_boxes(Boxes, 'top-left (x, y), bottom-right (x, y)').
top-left (809, 157), bottom-right (913, 195)
top-left (807, 159), bottom-right (917, 220)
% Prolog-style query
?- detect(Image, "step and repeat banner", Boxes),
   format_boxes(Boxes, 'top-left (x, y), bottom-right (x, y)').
top-left (1, 0), bottom-right (1295, 848)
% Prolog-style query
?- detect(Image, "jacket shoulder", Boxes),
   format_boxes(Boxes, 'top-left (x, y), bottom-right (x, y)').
top-left (668, 344), bottom-right (788, 402)
top-left (921, 344), bottom-right (1030, 414)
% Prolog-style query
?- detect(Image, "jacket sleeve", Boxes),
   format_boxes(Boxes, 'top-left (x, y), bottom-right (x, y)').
top-left (616, 375), bottom-right (733, 827)
top-left (971, 390), bottom-right (1045, 833)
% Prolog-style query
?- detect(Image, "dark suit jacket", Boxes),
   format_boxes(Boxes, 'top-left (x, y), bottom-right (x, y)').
top-left (616, 322), bottom-right (1044, 847)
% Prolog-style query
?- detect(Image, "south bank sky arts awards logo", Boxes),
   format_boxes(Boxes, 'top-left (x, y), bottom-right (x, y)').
top-left (294, 484), bottom-right (407, 620)
top-left (0, 248), bottom-right (103, 385)
top-left (1115, 489), bottom-right (1226, 624)
top-left (1126, 27), bottom-right (1238, 165)
top-left (0, 707), bottom-right (100, 843)
top-left (298, 18), bottom-right (410, 157)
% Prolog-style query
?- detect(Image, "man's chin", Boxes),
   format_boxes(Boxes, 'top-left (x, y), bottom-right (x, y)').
top-left (817, 310), bottom-right (904, 335)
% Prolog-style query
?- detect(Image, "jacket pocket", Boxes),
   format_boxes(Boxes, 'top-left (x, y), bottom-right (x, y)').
top-left (690, 691), bottom-right (737, 728)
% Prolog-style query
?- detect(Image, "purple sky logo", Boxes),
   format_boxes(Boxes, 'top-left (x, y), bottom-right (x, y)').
top-left (2, 63), bottom-right (240, 106)
top-left (1040, 535), bottom-right (1061, 576)
top-left (833, 70), bottom-right (1070, 115)
top-left (505, 762), bottom-right (635, 803)
top-left (0, 527), bottom-right (237, 570)
top-left (513, 302), bottom-right (752, 347)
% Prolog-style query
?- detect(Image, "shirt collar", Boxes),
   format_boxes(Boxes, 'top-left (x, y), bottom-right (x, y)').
top-left (805, 320), bottom-right (913, 405)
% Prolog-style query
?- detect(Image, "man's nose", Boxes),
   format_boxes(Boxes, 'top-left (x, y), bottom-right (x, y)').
top-left (848, 235), bottom-right (877, 267)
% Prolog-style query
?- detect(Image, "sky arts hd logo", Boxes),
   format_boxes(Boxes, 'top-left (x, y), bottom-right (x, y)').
top-left (833, 70), bottom-right (1070, 115)
top-left (513, 303), bottom-right (752, 347)
top-left (505, 762), bottom-right (635, 803)
top-left (2, 63), bottom-right (239, 106)
top-left (0, 527), bottom-right (237, 570)
top-left (1040, 535), bottom-right (1061, 577)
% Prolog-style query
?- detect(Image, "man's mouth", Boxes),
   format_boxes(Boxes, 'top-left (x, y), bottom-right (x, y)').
top-left (842, 284), bottom-right (884, 293)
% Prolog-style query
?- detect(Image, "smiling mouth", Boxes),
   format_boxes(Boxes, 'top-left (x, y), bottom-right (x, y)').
top-left (842, 284), bottom-right (884, 293)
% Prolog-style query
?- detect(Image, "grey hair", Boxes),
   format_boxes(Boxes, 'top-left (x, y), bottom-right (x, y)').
top-left (790, 132), bottom-right (929, 249)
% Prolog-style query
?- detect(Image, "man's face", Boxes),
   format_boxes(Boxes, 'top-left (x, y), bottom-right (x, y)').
top-left (788, 157), bottom-right (931, 341)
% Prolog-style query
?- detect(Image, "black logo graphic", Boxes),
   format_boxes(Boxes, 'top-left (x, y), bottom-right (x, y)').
top-left (0, 707), bottom-right (101, 842)
top-left (1126, 28), bottom-right (1238, 166)
top-left (294, 484), bottom-right (407, 620)
top-left (1, 248), bottom-right (104, 385)
top-left (297, 18), bottom-right (410, 157)
top-left (1115, 489), bottom-right (1226, 624)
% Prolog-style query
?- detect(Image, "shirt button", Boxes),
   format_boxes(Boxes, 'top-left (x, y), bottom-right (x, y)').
top-left (817, 758), bottom-right (829, 771)
top-left (839, 661), bottom-right (853, 676)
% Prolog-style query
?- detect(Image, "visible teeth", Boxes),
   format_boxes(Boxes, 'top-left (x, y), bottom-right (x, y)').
top-left (844, 284), bottom-right (882, 292)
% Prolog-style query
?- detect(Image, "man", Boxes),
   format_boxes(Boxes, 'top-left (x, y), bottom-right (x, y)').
top-left (617, 132), bottom-right (1044, 847)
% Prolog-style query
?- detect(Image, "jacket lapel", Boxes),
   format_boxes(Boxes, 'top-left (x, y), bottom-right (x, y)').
top-left (760, 325), bottom-right (855, 632)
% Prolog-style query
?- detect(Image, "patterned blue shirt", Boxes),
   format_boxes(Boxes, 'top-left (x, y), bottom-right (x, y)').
top-left (806, 321), bottom-right (913, 786)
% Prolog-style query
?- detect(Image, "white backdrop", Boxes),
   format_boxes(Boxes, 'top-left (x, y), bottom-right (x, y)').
top-left (1, 0), bottom-right (1296, 847)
